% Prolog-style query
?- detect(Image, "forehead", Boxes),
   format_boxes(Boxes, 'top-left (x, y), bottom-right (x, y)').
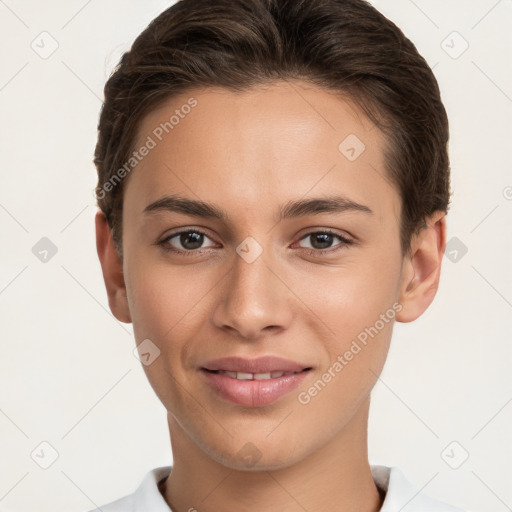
top-left (125, 80), bottom-right (399, 225)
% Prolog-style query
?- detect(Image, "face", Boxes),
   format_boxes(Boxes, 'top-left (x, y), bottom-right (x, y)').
top-left (107, 80), bottom-right (416, 470)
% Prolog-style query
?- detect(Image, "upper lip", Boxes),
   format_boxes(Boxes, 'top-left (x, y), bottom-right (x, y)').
top-left (201, 356), bottom-right (312, 373)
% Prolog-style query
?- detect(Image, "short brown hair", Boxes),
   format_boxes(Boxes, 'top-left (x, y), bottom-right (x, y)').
top-left (94, 0), bottom-right (451, 261)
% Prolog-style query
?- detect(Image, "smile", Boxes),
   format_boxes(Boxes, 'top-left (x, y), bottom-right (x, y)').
top-left (205, 369), bottom-right (302, 380)
top-left (201, 367), bottom-right (312, 407)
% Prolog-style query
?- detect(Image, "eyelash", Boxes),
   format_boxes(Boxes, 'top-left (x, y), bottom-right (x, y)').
top-left (157, 228), bottom-right (354, 257)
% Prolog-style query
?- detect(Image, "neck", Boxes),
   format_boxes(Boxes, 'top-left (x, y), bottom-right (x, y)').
top-left (163, 397), bottom-right (383, 512)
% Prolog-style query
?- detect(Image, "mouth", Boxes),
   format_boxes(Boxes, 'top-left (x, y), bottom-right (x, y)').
top-left (200, 367), bottom-right (313, 407)
top-left (202, 368), bottom-right (312, 380)
top-left (200, 355), bottom-right (312, 374)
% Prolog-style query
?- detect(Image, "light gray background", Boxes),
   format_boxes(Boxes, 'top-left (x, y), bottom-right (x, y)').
top-left (0, 1), bottom-right (511, 511)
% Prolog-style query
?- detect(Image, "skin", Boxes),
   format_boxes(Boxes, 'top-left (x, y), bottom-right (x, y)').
top-left (96, 80), bottom-right (447, 512)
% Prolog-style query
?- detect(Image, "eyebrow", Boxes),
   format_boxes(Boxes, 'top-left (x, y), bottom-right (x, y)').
top-left (142, 193), bottom-right (373, 221)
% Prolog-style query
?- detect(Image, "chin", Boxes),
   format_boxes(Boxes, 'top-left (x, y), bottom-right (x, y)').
top-left (204, 435), bottom-right (309, 472)
top-left (221, 451), bottom-right (302, 472)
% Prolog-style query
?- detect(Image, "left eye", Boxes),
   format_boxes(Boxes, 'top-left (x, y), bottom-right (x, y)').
top-left (297, 231), bottom-right (352, 251)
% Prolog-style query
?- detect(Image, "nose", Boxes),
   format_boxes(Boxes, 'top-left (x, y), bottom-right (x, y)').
top-left (211, 245), bottom-right (294, 341)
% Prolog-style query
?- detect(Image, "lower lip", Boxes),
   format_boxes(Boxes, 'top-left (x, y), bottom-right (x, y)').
top-left (201, 369), bottom-right (311, 407)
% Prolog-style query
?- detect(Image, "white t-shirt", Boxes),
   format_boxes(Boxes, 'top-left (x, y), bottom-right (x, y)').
top-left (86, 465), bottom-right (466, 511)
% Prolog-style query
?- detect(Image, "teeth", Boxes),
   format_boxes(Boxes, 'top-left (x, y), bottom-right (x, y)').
top-left (216, 370), bottom-right (297, 380)
top-left (254, 372), bottom-right (271, 380)
top-left (236, 372), bottom-right (253, 380)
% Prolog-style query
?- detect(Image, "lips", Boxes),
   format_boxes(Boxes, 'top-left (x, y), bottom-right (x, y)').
top-left (200, 356), bottom-right (313, 407)
top-left (201, 355), bottom-right (312, 374)
top-left (206, 369), bottom-right (300, 380)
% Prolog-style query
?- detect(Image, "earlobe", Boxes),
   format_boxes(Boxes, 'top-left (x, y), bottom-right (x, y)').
top-left (395, 211), bottom-right (447, 323)
top-left (95, 210), bottom-right (132, 324)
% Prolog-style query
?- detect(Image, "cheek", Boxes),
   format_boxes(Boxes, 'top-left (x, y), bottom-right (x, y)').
top-left (125, 261), bottom-right (215, 396)
top-left (291, 256), bottom-right (401, 336)
top-left (125, 264), bottom-right (200, 408)
top-left (295, 268), bottom-right (398, 419)
top-left (126, 261), bottom-right (207, 341)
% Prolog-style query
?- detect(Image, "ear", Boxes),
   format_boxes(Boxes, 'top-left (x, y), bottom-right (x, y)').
top-left (395, 210), bottom-right (447, 323)
top-left (95, 210), bottom-right (132, 323)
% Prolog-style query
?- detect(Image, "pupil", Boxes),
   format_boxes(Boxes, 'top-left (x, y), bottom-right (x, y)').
top-left (181, 232), bottom-right (203, 250)
top-left (311, 233), bottom-right (332, 249)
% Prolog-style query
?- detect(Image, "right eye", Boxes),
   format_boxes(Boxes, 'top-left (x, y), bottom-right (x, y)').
top-left (158, 229), bottom-right (218, 254)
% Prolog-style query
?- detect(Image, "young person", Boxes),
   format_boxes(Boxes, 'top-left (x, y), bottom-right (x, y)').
top-left (92, 0), bottom-right (465, 510)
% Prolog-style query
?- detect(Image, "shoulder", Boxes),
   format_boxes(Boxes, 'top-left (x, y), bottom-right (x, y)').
top-left (84, 466), bottom-right (173, 512)
top-left (372, 465), bottom-right (467, 512)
